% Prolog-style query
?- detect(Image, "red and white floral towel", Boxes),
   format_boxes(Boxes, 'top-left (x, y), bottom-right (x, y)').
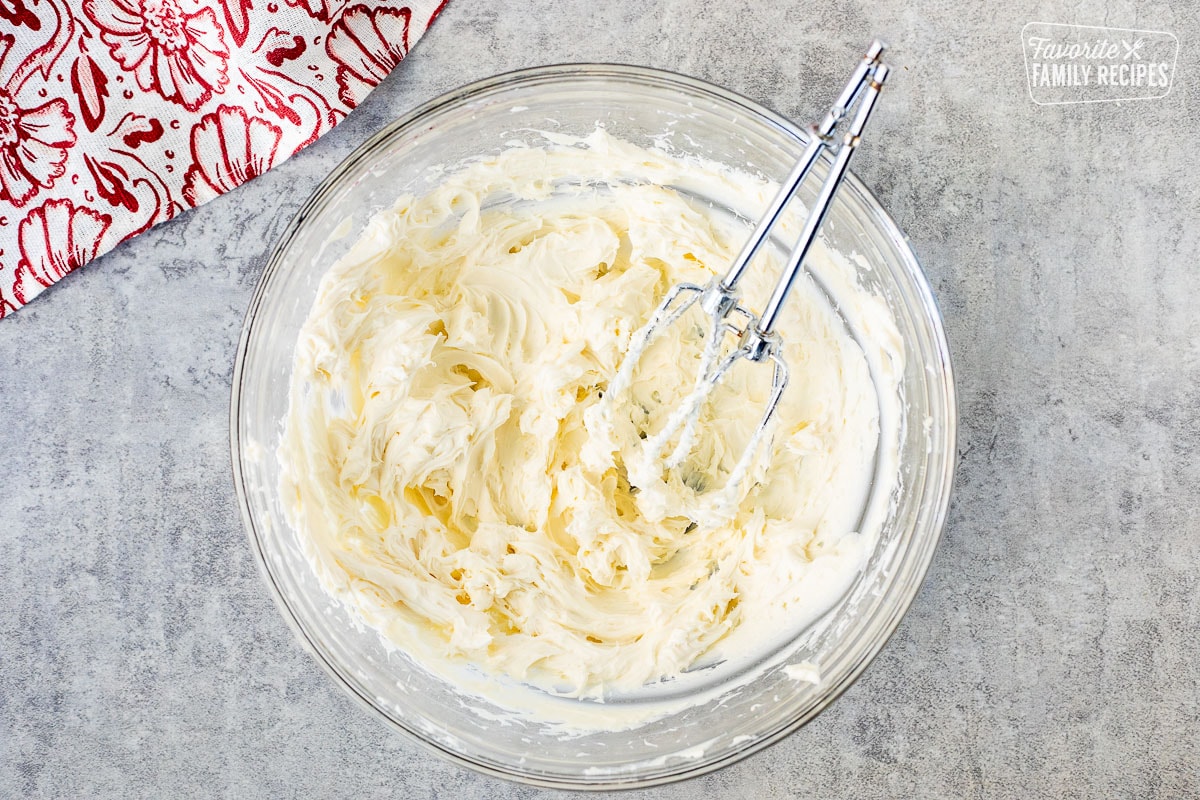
top-left (0, 0), bottom-right (446, 318)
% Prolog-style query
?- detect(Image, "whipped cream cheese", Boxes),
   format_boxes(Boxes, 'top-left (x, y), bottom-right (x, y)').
top-left (279, 131), bottom-right (904, 712)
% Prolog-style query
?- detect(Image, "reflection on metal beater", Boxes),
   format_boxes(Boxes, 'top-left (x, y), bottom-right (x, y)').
top-left (604, 41), bottom-right (891, 516)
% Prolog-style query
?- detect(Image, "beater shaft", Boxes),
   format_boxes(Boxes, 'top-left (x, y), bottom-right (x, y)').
top-left (719, 40), bottom-right (886, 295)
top-left (602, 42), bottom-right (891, 517)
top-left (753, 63), bottom-right (890, 341)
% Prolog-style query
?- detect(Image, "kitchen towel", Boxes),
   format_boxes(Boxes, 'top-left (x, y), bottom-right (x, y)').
top-left (0, 0), bottom-right (446, 318)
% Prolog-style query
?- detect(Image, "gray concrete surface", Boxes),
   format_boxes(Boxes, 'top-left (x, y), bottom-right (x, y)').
top-left (3, 1), bottom-right (1199, 797)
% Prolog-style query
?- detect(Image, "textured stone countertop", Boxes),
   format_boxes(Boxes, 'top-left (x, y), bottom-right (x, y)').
top-left (3, 1), bottom-right (1198, 797)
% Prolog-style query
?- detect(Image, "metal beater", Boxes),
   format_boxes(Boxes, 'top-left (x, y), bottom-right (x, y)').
top-left (605, 42), bottom-right (890, 508)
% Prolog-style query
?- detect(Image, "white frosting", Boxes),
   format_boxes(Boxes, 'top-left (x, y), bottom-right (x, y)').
top-left (783, 660), bottom-right (823, 685)
top-left (279, 130), bottom-right (903, 722)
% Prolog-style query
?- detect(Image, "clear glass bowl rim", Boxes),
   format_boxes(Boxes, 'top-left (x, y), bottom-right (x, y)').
top-left (230, 62), bottom-right (958, 790)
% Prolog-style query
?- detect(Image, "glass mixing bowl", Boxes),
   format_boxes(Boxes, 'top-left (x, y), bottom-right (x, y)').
top-left (231, 64), bottom-right (956, 789)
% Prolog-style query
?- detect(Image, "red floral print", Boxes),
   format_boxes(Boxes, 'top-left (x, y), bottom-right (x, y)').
top-left (12, 198), bottom-right (112, 301)
top-left (83, 0), bottom-right (231, 111)
top-left (218, 0), bottom-right (253, 47)
top-left (71, 54), bottom-right (110, 133)
top-left (0, 90), bottom-right (75, 206)
top-left (0, 0), bottom-right (446, 318)
top-left (284, 0), bottom-right (346, 23)
top-left (0, 0), bottom-right (40, 31)
top-left (325, 5), bottom-right (411, 107)
top-left (181, 105), bottom-right (282, 206)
